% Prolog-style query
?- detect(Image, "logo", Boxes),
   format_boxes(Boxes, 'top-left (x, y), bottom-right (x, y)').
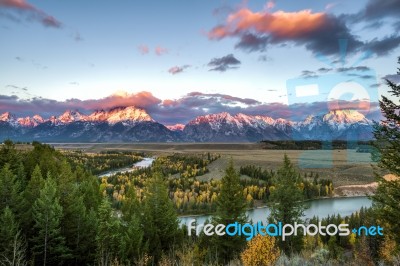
top-left (286, 39), bottom-right (379, 168)
top-left (188, 219), bottom-right (383, 241)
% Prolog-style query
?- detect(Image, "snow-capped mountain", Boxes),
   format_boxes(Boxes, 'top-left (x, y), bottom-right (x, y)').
top-left (294, 110), bottom-right (373, 140)
top-left (166, 124), bottom-right (185, 131)
top-left (0, 106), bottom-right (175, 142)
top-left (0, 108), bottom-right (374, 142)
top-left (17, 115), bottom-right (45, 127)
top-left (87, 106), bottom-right (154, 125)
top-left (0, 112), bottom-right (17, 124)
top-left (57, 110), bottom-right (88, 125)
top-left (183, 112), bottom-right (291, 142)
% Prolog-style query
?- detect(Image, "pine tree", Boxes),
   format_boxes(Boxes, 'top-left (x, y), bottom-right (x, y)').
top-left (0, 140), bottom-right (22, 173)
top-left (372, 57), bottom-right (400, 246)
top-left (96, 197), bottom-right (122, 265)
top-left (20, 165), bottom-right (45, 241)
top-left (268, 154), bottom-right (305, 254)
top-left (0, 206), bottom-right (27, 265)
top-left (62, 186), bottom-right (97, 265)
top-left (120, 186), bottom-right (143, 263)
top-left (0, 163), bottom-right (22, 213)
top-left (212, 159), bottom-right (247, 263)
top-left (31, 175), bottom-right (70, 265)
top-left (142, 170), bottom-right (180, 262)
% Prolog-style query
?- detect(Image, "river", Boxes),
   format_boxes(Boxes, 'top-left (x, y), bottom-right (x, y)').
top-left (98, 157), bottom-right (155, 177)
top-left (96, 159), bottom-right (373, 226)
top-left (179, 196), bottom-right (372, 226)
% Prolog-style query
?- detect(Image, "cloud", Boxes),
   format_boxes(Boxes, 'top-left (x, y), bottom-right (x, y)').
top-left (364, 35), bottom-right (400, 56)
top-left (208, 54), bottom-right (241, 72)
top-left (266, 1), bottom-right (275, 10)
top-left (235, 33), bottom-right (269, 52)
top-left (0, 91), bottom-right (161, 118)
top-left (168, 65), bottom-right (190, 75)
top-left (383, 74), bottom-right (400, 84)
top-left (74, 32), bottom-right (83, 42)
top-left (6, 84), bottom-right (27, 91)
top-left (352, 0), bottom-right (400, 22)
top-left (208, 8), bottom-right (363, 56)
top-left (208, 5), bottom-right (400, 56)
top-left (325, 3), bottom-right (338, 10)
top-left (155, 46), bottom-right (168, 56)
top-left (0, 0), bottom-right (62, 28)
top-left (138, 44), bottom-right (149, 55)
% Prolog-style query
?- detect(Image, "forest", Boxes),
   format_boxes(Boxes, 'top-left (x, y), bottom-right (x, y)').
top-left (0, 139), bottom-right (398, 265)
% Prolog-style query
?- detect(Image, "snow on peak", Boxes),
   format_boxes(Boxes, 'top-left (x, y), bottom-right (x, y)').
top-left (323, 110), bottom-right (370, 125)
top-left (86, 106), bottom-right (154, 124)
top-left (0, 112), bottom-right (16, 122)
top-left (166, 124), bottom-right (185, 131)
top-left (17, 115), bottom-right (44, 127)
top-left (58, 110), bottom-right (87, 124)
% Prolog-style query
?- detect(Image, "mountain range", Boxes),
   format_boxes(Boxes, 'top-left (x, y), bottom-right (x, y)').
top-left (0, 106), bottom-right (374, 142)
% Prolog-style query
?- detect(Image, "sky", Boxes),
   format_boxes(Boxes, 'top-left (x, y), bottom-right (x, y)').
top-left (0, 0), bottom-right (399, 125)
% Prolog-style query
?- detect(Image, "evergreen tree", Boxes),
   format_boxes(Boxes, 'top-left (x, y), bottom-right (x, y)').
top-left (0, 140), bottom-right (22, 173)
top-left (62, 186), bottom-right (98, 265)
top-left (31, 175), bottom-right (70, 265)
top-left (20, 165), bottom-right (45, 240)
top-left (0, 206), bottom-right (27, 265)
top-left (96, 198), bottom-right (122, 265)
top-left (372, 57), bottom-right (400, 246)
top-left (142, 170), bottom-right (180, 262)
top-left (120, 186), bottom-right (143, 263)
top-left (0, 163), bottom-right (22, 213)
top-left (268, 154), bottom-right (305, 254)
top-left (212, 159), bottom-right (247, 263)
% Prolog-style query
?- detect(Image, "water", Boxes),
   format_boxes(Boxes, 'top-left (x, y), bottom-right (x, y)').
top-left (98, 157), bottom-right (155, 177)
top-left (179, 196), bottom-right (372, 226)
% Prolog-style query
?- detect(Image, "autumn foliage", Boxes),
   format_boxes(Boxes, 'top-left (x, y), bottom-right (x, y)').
top-left (241, 234), bottom-right (280, 266)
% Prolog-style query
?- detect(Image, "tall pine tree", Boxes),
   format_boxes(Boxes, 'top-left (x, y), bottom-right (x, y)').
top-left (212, 159), bottom-right (247, 263)
top-left (268, 154), bottom-right (305, 254)
top-left (31, 174), bottom-right (70, 265)
top-left (0, 163), bottom-right (22, 213)
top-left (142, 169), bottom-right (180, 263)
top-left (372, 57), bottom-right (400, 246)
top-left (96, 197), bottom-right (122, 265)
top-left (120, 185), bottom-right (143, 263)
top-left (0, 206), bottom-right (27, 265)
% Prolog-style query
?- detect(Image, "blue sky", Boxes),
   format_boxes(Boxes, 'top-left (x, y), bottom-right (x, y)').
top-left (0, 0), bottom-right (399, 124)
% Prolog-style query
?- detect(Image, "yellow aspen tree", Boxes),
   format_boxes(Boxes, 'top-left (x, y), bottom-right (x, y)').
top-left (241, 235), bottom-right (280, 266)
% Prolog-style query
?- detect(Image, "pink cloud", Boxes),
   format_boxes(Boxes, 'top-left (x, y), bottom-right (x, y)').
top-left (155, 46), bottom-right (168, 56)
top-left (265, 1), bottom-right (275, 9)
top-left (0, 0), bottom-right (62, 28)
top-left (168, 65), bottom-right (190, 75)
top-left (209, 8), bottom-right (326, 40)
top-left (138, 44), bottom-right (149, 55)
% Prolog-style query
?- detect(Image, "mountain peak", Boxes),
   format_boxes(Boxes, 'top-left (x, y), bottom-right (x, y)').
top-left (0, 112), bottom-right (16, 122)
top-left (17, 115), bottom-right (44, 127)
top-left (58, 110), bottom-right (87, 124)
top-left (105, 106), bottom-right (154, 124)
top-left (323, 109), bottom-right (369, 124)
top-left (166, 124), bottom-right (185, 131)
